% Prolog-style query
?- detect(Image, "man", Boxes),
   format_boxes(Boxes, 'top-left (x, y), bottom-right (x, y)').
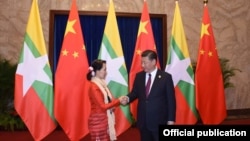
top-left (122, 50), bottom-right (176, 141)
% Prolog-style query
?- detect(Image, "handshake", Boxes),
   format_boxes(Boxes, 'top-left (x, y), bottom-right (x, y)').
top-left (118, 96), bottom-right (129, 105)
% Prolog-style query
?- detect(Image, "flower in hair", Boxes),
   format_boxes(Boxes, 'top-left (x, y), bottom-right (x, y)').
top-left (89, 66), bottom-right (93, 71)
top-left (91, 71), bottom-right (95, 76)
top-left (89, 66), bottom-right (95, 76)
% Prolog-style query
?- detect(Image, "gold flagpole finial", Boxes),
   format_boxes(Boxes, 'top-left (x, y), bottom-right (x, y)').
top-left (204, 0), bottom-right (208, 4)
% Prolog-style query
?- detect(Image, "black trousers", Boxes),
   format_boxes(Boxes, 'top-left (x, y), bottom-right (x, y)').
top-left (139, 127), bottom-right (159, 141)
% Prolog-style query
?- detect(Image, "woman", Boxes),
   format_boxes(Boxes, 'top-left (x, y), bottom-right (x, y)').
top-left (87, 59), bottom-right (122, 141)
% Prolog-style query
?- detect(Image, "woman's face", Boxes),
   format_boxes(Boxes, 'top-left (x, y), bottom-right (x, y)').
top-left (96, 63), bottom-right (107, 79)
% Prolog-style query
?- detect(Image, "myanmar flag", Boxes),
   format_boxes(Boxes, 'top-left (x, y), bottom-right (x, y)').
top-left (165, 1), bottom-right (198, 124)
top-left (14, 0), bottom-right (56, 140)
top-left (98, 0), bottom-right (133, 136)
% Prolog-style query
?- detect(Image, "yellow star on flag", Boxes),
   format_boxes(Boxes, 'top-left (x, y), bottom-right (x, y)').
top-left (72, 51), bottom-right (79, 58)
top-left (64, 19), bottom-right (76, 36)
top-left (136, 49), bottom-right (142, 55)
top-left (82, 45), bottom-right (86, 50)
top-left (62, 49), bottom-right (69, 56)
top-left (200, 23), bottom-right (210, 38)
top-left (200, 49), bottom-right (205, 55)
top-left (137, 21), bottom-right (148, 36)
top-left (208, 51), bottom-right (213, 57)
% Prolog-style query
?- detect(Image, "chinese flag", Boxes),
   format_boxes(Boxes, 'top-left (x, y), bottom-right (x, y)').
top-left (129, 0), bottom-right (160, 121)
top-left (195, 3), bottom-right (227, 124)
top-left (54, 0), bottom-right (90, 140)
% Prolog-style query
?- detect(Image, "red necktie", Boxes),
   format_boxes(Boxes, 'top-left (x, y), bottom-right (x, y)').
top-left (145, 73), bottom-right (151, 97)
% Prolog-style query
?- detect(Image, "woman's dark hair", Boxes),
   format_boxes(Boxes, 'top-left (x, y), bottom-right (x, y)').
top-left (141, 49), bottom-right (158, 62)
top-left (86, 59), bottom-right (106, 80)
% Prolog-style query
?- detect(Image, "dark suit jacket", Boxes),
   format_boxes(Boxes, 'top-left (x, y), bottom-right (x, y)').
top-left (128, 69), bottom-right (176, 131)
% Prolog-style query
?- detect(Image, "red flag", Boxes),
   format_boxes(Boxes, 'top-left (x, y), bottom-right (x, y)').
top-left (195, 4), bottom-right (227, 124)
top-left (14, 0), bottom-right (56, 140)
top-left (54, 0), bottom-right (90, 140)
top-left (129, 1), bottom-right (160, 121)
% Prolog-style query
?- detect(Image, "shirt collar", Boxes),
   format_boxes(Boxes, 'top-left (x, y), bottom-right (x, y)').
top-left (147, 67), bottom-right (157, 78)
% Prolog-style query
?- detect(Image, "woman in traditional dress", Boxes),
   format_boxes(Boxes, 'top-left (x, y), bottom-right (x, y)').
top-left (86, 59), bottom-right (122, 141)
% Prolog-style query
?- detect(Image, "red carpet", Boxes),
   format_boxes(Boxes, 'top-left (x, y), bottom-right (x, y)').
top-left (0, 127), bottom-right (140, 141)
top-left (1, 119), bottom-right (250, 141)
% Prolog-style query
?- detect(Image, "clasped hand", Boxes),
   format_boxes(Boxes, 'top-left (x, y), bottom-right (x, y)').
top-left (118, 96), bottom-right (128, 105)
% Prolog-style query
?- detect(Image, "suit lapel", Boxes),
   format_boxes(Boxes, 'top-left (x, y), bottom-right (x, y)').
top-left (138, 72), bottom-right (147, 99)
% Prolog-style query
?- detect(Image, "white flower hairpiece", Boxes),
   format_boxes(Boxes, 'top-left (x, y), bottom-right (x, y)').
top-left (89, 66), bottom-right (95, 76)
top-left (89, 66), bottom-right (93, 71)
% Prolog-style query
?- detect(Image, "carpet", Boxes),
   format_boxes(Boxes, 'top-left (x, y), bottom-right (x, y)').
top-left (1, 118), bottom-right (250, 141)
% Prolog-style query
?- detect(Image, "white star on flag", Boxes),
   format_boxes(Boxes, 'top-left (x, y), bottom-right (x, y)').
top-left (100, 43), bottom-right (127, 87)
top-left (165, 49), bottom-right (194, 87)
top-left (16, 42), bottom-right (52, 96)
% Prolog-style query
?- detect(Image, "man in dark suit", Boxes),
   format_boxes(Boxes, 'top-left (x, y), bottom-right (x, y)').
top-left (121, 49), bottom-right (176, 141)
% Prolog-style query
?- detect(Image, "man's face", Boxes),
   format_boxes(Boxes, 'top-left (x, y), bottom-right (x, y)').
top-left (141, 56), bottom-right (156, 73)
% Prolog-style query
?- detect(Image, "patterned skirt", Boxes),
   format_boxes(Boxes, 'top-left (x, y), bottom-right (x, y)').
top-left (88, 113), bottom-right (109, 141)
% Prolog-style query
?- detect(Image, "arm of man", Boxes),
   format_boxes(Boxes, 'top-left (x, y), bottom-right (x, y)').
top-left (166, 73), bottom-right (176, 124)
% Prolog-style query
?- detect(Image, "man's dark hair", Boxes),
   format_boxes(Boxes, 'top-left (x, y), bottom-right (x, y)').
top-left (141, 50), bottom-right (158, 62)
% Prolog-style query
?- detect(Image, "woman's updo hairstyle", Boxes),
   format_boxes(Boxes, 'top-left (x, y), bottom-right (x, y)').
top-left (86, 59), bottom-right (106, 80)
